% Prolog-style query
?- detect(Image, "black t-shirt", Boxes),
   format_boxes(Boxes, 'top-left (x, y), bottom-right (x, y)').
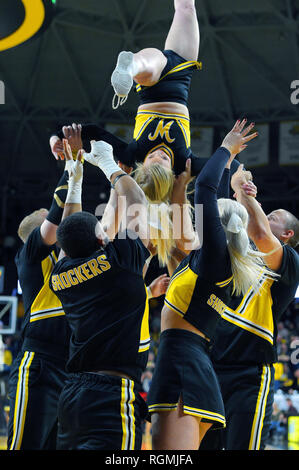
top-left (15, 227), bottom-right (71, 361)
top-left (210, 245), bottom-right (299, 367)
top-left (49, 231), bottom-right (150, 383)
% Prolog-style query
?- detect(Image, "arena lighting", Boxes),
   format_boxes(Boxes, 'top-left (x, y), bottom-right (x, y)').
top-left (0, 0), bottom-right (56, 52)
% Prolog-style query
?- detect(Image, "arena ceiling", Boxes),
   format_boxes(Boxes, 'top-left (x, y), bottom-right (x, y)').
top-left (0, 0), bottom-right (299, 238)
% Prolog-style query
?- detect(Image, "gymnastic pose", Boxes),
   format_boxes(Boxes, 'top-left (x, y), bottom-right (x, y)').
top-left (49, 0), bottom-right (242, 265)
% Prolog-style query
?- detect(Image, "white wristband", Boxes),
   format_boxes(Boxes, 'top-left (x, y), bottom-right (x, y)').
top-left (146, 286), bottom-right (153, 300)
top-left (83, 141), bottom-right (121, 180)
top-left (65, 180), bottom-right (82, 204)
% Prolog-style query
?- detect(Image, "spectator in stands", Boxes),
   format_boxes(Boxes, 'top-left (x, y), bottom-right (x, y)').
top-left (285, 398), bottom-right (299, 418)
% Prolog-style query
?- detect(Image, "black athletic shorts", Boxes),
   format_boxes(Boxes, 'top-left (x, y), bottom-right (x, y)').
top-left (57, 372), bottom-right (148, 450)
top-left (136, 50), bottom-right (201, 106)
top-left (200, 364), bottom-right (275, 450)
top-left (7, 350), bottom-right (68, 450)
top-left (147, 329), bottom-right (226, 429)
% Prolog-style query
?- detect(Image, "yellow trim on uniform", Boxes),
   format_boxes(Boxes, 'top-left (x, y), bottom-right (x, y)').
top-left (129, 381), bottom-right (136, 450)
top-left (164, 265), bottom-right (198, 317)
top-left (135, 60), bottom-right (202, 92)
top-left (183, 405), bottom-right (226, 426)
top-left (215, 275), bottom-right (233, 288)
top-left (133, 110), bottom-right (191, 168)
top-left (176, 119), bottom-right (190, 148)
top-left (144, 143), bottom-right (175, 168)
top-left (55, 185), bottom-right (68, 192)
top-left (120, 380), bottom-right (127, 450)
top-left (168, 263), bottom-right (190, 288)
top-left (133, 115), bottom-right (156, 140)
top-left (148, 402), bottom-right (225, 426)
top-left (222, 278), bottom-right (275, 344)
top-left (138, 285), bottom-right (151, 353)
top-left (10, 351), bottom-right (35, 450)
top-left (0, 0), bottom-right (45, 52)
top-left (148, 403), bottom-right (178, 412)
top-left (30, 252), bottom-right (64, 322)
top-left (249, 366), bottom-right (271, 450)
top-left (53, 193), bottom-right (65, 209)
top-left (120, 379), bottom-right (136, 450)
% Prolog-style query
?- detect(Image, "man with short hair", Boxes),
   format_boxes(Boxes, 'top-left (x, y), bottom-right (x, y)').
top-left (266, 209), bottom-right (299, 250)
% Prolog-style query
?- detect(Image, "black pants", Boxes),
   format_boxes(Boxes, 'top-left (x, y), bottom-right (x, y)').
top-left (57, 372), bottom-right (148, 450)
top-left (7, 350), bottom-right (68, 450)
top-left (200, 364), bottom-right (274, 450)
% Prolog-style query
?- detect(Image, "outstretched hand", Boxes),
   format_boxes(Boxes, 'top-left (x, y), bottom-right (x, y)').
top-left (83, 140), bottom-right (114, 167)
top-left (63, 139), bottom-right (84, 181)
top-left (175, 158), bottom-right (192, 188)
top-left (231, 163), bottom-right (253, 192)
top-left (222, 119), bottom-right (258, 156)
top-left (171, 158), bottom-right (192, 202)
top-left (62, 123), bottom-right (83, 154)
top-left (149, 273), bottom-right (170, 298)
top-left (50, 136), bottom-right (64, 160)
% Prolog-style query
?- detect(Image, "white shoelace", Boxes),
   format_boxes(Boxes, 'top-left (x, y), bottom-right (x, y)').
top-left (112, 94), bottom-right (128, 110)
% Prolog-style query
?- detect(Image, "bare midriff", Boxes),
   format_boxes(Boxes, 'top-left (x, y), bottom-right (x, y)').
top-left (138, 101), bottom-right (189, 118)
top-left (161, 304), bottom-right (210, 341)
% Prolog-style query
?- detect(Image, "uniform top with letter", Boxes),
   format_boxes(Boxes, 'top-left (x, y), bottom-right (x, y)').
top-left (210, 244), bottom-right (299, 366)
top-left (49, 231), bottom-right (150, 384)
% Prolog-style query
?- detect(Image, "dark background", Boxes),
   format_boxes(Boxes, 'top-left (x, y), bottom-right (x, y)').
top-left (0, 0), bottom-right (299, 295)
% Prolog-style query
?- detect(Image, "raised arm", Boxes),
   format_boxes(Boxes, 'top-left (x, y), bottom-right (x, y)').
top-left (83, 141), bottom-right (149, 247)
top-left (49, 123), bottom-right (132, 165)
top-left (40, 145), bottom-right (73, 245)
top-left (56, 139), bottom-right (84, 260)
top-left (231, 166), bottom-right (283, 271)
top-left (170, 158), bottom-right (199, 254)
top-left (194, 120), bottom-right (258, 279)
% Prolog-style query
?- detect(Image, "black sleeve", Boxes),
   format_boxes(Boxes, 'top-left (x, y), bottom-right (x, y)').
top-left (194, 147), bottom-right (232, 281)
top-left (190, 152), bottom-right (241, 198)
top-left (108, 230), bottom-right (150, 275)
top-left (19, 227), bottom-right (55, 264)
top-left (54, 123), bottom-right (131, 164)
top-left (217, 168), bottom-right (230, 199)
top-left (276, 245), bottom-right (299, 286)
top-left (46, 170), bottom-right (69, 226)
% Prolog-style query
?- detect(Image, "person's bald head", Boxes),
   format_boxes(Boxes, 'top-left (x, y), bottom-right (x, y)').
top-left (267, 209), bottom-right (299, 249)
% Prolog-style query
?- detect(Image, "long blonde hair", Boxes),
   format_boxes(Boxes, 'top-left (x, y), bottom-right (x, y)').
top-left (133, 163), bottom-right (176, 266)
top-left (217, 198), bottom-right (279, 297)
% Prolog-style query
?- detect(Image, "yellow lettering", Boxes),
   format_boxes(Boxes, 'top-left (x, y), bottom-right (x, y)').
top-left (207, 294), bottom-right (216, 306)
top-left (67, 269), bottom-right (79, 286)
top-left (97, 255), bottom-right (111, 272)
top-left (81, 263), bottom-right (93, 280)
top-left (60, 272), bottom-right (71, 288)
top-left (207, 294), bottom-right (225, 315)
top-left (148, 119), bottom-right (175, 143)
top-left (87, 259), bottom-right (103, 276)
top-left (52, 274), bottom-right (64, 291)
top-left (73, 266), bottom-right (87, 283)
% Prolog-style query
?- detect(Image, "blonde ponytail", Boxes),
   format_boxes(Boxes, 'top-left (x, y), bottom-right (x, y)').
top-left (217, 198), bottom-right (279, 297)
